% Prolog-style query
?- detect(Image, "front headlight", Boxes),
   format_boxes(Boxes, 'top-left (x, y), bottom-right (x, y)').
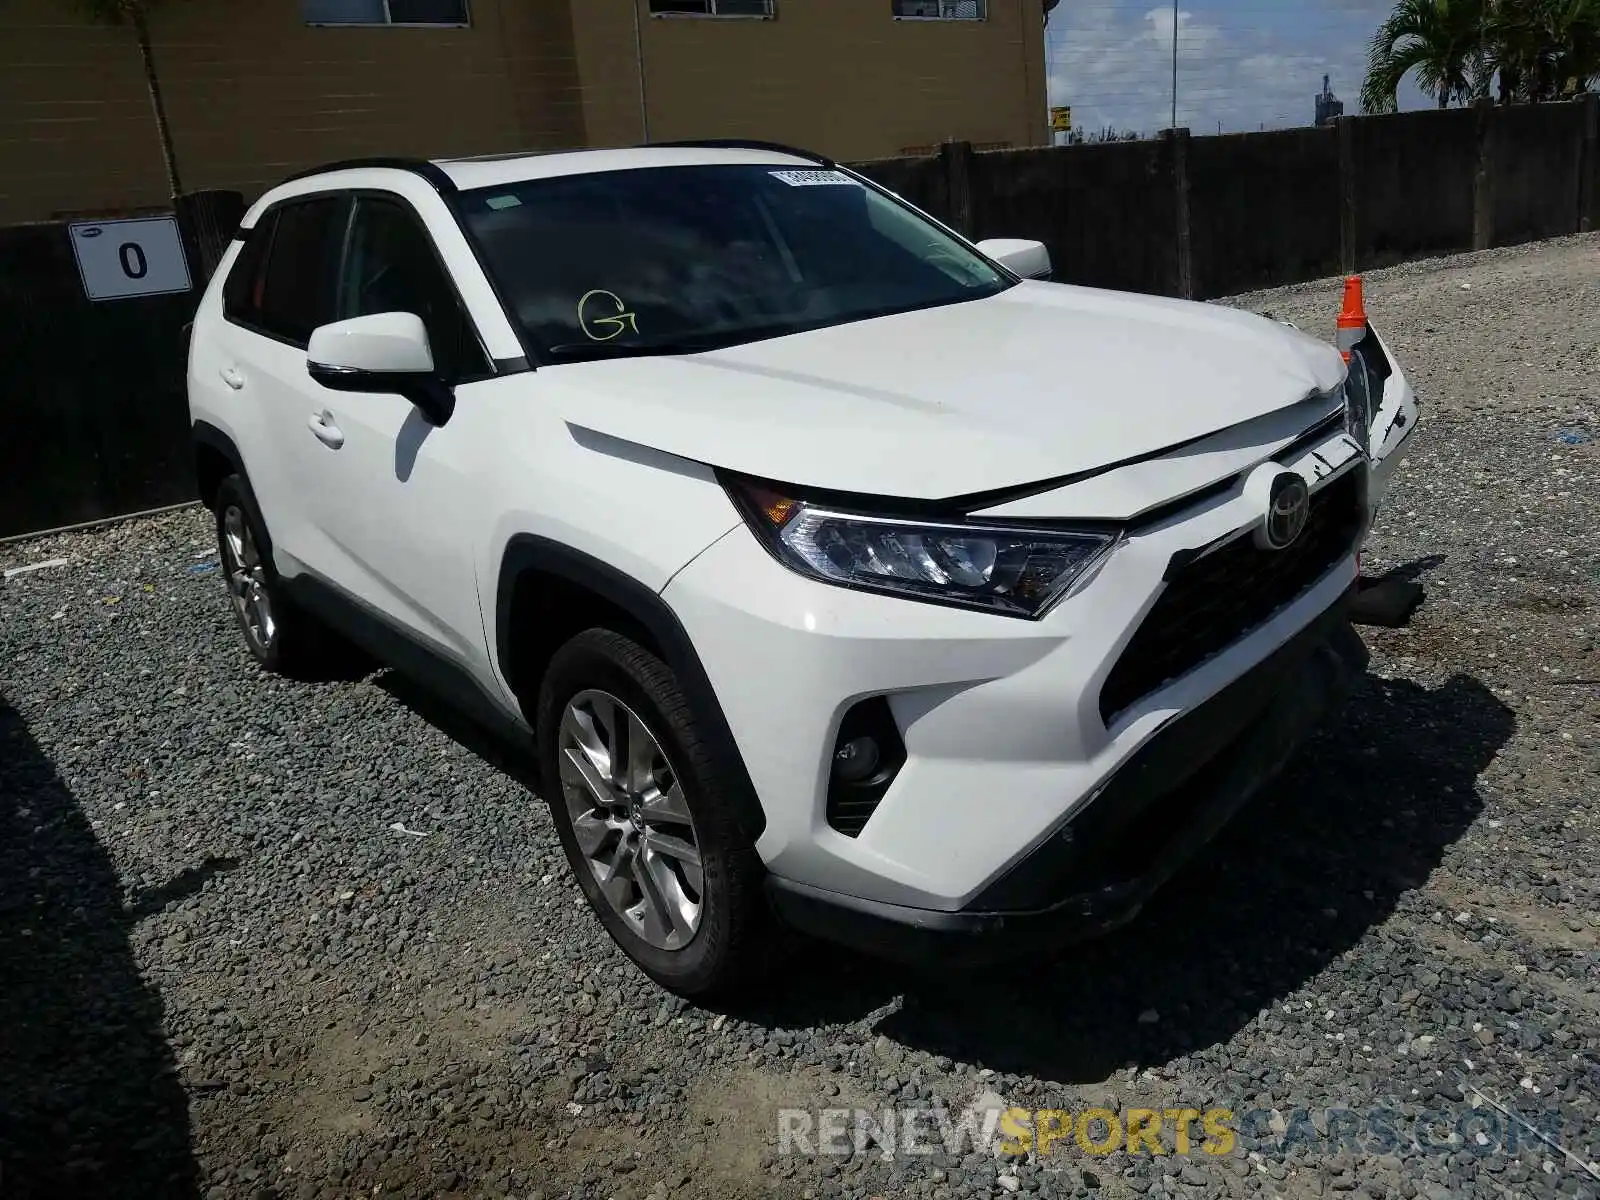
top-left (723, 476), bottom-right (1117, 619)
top-left (1342, 349), bottom-right (1374, 456)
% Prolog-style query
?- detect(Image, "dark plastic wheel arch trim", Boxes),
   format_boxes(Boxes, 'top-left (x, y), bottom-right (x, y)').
top-left (192, 419), bottom-right (241, 476)
top-left (496, 534), bottom-right (767, 842)
top-left (192, 420), bottom-right (278, 562)
top-left (192, 420), bottom-right (244, 500)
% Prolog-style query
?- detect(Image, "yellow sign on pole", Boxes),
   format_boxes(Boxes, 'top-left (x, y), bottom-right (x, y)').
top-left (1050, 106), bottom-right (1072, 132)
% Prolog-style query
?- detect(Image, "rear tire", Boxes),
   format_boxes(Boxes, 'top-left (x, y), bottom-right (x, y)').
top-left (213, 474), bottom-right (349, 678)
top-left (536, 628), bottom-right (766, 998)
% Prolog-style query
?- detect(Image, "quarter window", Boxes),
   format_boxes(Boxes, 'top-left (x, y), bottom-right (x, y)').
top-left (649, 1), bottom-right (774, 15)
top-left (336, 197), bottom-right (489, 383)
top-left (892, 0), bottom-right (986, 17)
top-left (302, 0), bottom-right (470, 26)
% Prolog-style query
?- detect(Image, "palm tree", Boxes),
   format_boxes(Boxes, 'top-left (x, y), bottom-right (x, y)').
top-left (1551, 0), bottom-right (1600, 95)
top-left (1363, 0), bottom-right (1600, 111)
top-left (1504, 0), bottom-right (1600, 100)
top-left (81, 0), bottom-right (183, 198)
top-left (1485, 0), bottom-right (1570, 101)
top-left (1361, 0), bottom-right (1490, 113)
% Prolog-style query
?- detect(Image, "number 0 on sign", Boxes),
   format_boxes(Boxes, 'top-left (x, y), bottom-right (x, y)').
top-left (68, 216), bottom-right (192, 301)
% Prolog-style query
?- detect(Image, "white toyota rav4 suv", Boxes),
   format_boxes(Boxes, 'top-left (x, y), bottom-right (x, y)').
top-left (187, 142), bottom-right (1419, 996)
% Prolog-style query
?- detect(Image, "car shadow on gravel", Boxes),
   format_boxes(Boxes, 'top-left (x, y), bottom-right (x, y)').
top-left (731, 669), bottom-right (1516, 1086)
top-left (1365, 553), bottom-right (1447, 586)
top-left (374, 670), bottom-right (542, 793)
top-left (0, 696), bottom-right (199, 1199)
top-left (362, 647), bottom-right (1516, 1089)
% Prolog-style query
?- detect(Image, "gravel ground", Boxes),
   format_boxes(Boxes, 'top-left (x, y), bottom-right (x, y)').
top-left (3, 236), bottom-right (1599, 1200)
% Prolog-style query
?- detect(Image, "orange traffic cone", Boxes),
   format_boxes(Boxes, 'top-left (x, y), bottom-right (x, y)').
top-left (1336, 276), bottom-right (1367, 363)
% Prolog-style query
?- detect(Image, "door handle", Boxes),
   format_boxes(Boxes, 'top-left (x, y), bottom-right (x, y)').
top-left (220, 366), bottom-right (245, 391)
top-left (308, 410), bottom-right (345, 449)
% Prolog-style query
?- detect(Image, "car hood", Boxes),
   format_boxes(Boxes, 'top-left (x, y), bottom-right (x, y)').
top-left (549, 280), bottom-right (1348, 500)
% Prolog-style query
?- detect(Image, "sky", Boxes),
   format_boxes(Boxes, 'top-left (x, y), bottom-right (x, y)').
top-left (1045, 0), bottom-right (1430, 138)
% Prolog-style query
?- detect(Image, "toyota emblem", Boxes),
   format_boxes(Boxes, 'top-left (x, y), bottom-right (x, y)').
top-left (1261, 473), bottom-right (1310, 551)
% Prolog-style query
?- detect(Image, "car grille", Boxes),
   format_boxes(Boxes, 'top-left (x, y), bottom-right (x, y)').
top-left (1098, 466), bottom-right (1366, 724)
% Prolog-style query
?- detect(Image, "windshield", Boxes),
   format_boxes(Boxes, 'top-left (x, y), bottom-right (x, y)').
top-left (457, 164), bottom-right (1014, 363)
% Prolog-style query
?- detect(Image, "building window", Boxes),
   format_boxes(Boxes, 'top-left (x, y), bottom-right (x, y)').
top-left (302, 0), bottom-right (470, 27)
top-left (649, 1), bottom-right (775, 16)
top-left (892, 0), bottom-right (986, 17)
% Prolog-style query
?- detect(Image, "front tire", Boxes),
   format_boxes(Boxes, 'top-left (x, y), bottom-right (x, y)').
top-left (213, 474), bottom-right (342, 677)
top-left (536, 628), bottom-right (765, 998)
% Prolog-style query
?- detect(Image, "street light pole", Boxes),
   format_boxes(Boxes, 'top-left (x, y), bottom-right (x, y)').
top-left (633, 0), bottom-right (651, 143)
top-left (1170, 0), bottom-right (1179, 129)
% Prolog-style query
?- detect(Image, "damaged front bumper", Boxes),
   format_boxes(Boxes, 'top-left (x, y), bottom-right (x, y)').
top-left (765, 596), bottom-right (1369, 965)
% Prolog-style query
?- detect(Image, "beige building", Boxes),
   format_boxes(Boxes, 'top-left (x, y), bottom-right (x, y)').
top-left (1, 0), bottom-right (1050, 226)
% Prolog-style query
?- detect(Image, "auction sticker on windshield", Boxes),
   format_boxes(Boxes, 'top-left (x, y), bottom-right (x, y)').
top-left (769, 170), bottom-right (860, 187)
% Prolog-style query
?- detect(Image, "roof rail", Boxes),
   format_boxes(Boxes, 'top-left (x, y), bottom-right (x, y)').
top-left (436, 148), bottom-right (571, 165)
top-left (280, 157), bottom-right (457, 193)
top-left (647, 139), bottom-right (835, 167)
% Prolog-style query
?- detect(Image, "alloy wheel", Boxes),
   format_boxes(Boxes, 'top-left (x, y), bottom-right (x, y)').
top-left (221, 505), bottom-right (275, 651)
top-left (557, 689), bottom-right (704, 951)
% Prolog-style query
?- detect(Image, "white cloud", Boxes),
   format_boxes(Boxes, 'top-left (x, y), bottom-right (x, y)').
top-left (1046, 5), bottom-right (1377, 137)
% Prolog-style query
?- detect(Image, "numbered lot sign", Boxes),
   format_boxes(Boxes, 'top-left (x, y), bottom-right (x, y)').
top-left (69, 216), bottom-right (192, 301)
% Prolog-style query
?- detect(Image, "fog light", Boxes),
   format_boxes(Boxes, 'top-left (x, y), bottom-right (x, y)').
top-left (825, 697), bottom-right (907, 838)
top-left (833, 736), bottom-right (881, 784)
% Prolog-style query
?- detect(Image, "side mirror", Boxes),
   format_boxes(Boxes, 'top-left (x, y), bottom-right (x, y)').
top-left (307, 312), bottom-right (455, 427)
top-left (975, 238), bottom-right (1053, 281)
